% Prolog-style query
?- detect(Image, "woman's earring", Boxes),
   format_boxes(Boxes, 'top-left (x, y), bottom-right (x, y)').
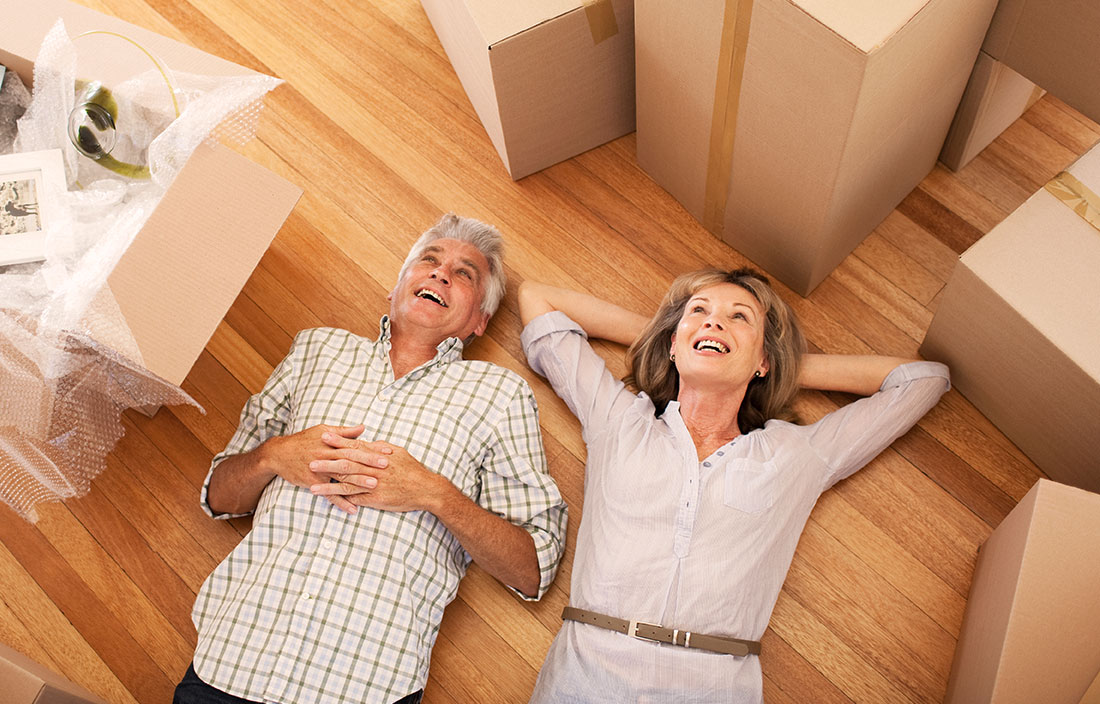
top-left (670, 352), bottom-right (676, 363)
top-left (754, 370), bottom-right (762, 378)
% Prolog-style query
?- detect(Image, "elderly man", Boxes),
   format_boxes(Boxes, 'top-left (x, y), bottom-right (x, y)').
top-left (174, 214), bottom-right (567, 704)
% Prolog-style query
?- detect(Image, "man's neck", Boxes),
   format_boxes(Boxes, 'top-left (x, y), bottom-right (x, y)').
top-left (388, 325), bottom-right (449, 379)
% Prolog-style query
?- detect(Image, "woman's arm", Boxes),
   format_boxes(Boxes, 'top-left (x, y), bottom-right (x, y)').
top-left (518, 280), bottom-right (649, 346)
top-left (798, 353), bottom-right (918, 396)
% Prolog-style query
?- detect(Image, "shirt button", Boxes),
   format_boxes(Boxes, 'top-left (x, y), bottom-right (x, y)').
top-left (703, 461), bottom-right (712, 467)
top-left (717, 451), bottom-right (724, 456)
top-left (322, 540), bottom-right (335, 551)
top-left (301, 593), bottom-right (312, 601)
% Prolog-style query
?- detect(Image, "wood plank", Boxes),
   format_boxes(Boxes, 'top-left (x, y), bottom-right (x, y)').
top-left (896, 187), bottom-right (986, 254)
top-left (1021, 95), bottom-right (1100, 161)
top-left (0, 506), bottom-right (174, 702)
top-left (0, 541), bottom-right (139, 704)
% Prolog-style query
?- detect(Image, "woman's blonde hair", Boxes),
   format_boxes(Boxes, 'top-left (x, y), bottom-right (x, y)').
top-left (624, 268), bottom-right (805, 433)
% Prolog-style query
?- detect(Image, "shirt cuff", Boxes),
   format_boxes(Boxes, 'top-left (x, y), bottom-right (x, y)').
top-left (880, 360), bottom-right (951, 392)
top-left (520, 311), bottom-right (586, 354)
top-left (513, 519), bottom-right (565, 602)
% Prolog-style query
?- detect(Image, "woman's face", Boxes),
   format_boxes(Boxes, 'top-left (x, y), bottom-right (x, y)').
top-left (670, 283), bottom-right (769, 391)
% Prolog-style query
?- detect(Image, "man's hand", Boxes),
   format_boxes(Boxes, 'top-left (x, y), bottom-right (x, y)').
top-left (308, 434), bottom-right (448, 515)
top-left (206, 423), bottom-right (364, 515)
top-left (264, 424), bottom-right (366, 487)
top-left (308, 434), bottom-right (542, 597)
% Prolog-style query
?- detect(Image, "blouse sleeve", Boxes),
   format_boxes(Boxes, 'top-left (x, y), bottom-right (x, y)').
top-left (520, 311), bottom-right (640, 442)
top-left (804, 361), bottom-right (950, 489)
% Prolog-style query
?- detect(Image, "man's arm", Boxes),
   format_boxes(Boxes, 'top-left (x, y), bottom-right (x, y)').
top-left (309, 437), bottom-right (542, 597)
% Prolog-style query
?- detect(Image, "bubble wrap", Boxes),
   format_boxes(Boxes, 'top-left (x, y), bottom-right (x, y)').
top-left (0, 20), bottom-right (282, 522)
top-left (0, 64), bottom-right (32, 154)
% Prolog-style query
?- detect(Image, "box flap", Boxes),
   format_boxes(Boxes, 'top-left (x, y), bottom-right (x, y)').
top-left (465, 0), bottom-right (583, 46)
top-left (961, 144), bottom-right (1100, 381)
top-left (791, 0), bottom-right (932, 53)
top-left (106, 142), bottom-right (302, 386)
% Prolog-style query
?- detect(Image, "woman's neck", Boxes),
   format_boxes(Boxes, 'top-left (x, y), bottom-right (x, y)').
top-left (676, 383), bottom-right (747, 461)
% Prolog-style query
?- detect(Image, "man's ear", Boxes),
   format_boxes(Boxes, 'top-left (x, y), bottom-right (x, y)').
top-left (472, 312), bottom-right (490, 338)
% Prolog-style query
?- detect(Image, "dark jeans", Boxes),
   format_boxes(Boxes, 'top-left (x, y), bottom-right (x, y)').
top-left (174, 663), bottom-right (424, 704)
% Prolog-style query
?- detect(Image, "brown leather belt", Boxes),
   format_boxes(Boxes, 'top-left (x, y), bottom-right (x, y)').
top-left (562, 607), bottom-right (761, 657)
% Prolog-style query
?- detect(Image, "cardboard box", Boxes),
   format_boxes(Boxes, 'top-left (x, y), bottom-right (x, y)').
top-left (0, 0), bottom-right (303, 387)
top-left (940, 51), bottom-right (1043, 171)
top-left (920, 142), bottom-right (1100, 494)
top-left (419, 0), bottom-right (635, 180)
top-left (940, 0), bottom-right (1100, 171)
top-left (0, 642), bottom-right (107, 704)
top-left (635, 0), bottom-right (998, 295)
top-left (983, 0), bottom-right (1100, 125)
top-left (944, 480), bottom-right (1100, 704)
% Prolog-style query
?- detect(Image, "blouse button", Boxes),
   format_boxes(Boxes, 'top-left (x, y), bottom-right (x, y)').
top-left (703, 461), bottom-right (712, 467)
top-left (717, 451), bottom-right (724, 456)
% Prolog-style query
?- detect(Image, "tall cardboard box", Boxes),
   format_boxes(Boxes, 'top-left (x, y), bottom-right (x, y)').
top-left (0, 0), bottom-right (303, 387)
top-left (944, 480), bottom-right (1100, 704)
top-left (636, 0), bottom-right (998, 295)
top-left (939, 51), bottom-right (1043, 171)
top-left (419, 0), bottom-right (635, 180)
top-left (920, 142), bottom-right (1100, 494)
top-left (0, 642), bottom-right (107, 704)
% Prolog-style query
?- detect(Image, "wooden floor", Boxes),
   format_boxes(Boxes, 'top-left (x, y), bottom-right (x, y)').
top-left (3, 1), bottom-right (1098, 702)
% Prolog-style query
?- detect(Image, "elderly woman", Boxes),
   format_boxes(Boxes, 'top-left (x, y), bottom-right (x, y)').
top-left (518, 268), bottom-right (949, 703)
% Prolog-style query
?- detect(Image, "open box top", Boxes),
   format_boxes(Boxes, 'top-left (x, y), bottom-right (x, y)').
top-left (0, 0), bottom-right (303, 386)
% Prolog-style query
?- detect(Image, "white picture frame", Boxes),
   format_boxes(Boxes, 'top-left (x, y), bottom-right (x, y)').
top-left (0, 149), bottom-right (66, 266)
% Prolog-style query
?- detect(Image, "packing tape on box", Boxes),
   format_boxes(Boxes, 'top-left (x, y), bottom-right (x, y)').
top-left (1045, 170), bottom-right (1100, 233)
top-left (703, 0), bottom-right (754, 235)
top-left (582, 0), bottom-right (619, 44)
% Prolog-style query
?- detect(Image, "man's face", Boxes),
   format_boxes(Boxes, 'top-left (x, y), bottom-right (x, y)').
top-left (389, 238), bottom-right (491, 343)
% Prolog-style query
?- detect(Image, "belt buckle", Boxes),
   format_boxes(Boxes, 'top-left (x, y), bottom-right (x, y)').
top-left (627, 619), bottom-right (662, 643)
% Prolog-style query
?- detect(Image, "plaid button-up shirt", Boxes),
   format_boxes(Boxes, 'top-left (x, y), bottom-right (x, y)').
top-left (191, 319), bottom-right (567, 704)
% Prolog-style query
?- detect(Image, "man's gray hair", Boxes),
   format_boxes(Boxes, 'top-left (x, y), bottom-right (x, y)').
top-left (398, 213), bottom-right (507, 317)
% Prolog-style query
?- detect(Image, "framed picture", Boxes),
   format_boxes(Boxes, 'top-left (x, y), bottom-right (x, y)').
top-left (0, 149), bottom-right (66, 266)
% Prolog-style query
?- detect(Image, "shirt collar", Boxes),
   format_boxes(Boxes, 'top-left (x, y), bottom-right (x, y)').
top-left (377, 315), bottom-right (465, 365)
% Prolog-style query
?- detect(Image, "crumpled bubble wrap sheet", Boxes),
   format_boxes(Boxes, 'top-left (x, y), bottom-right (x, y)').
top-left (0, 20), bottom-right (282, 522)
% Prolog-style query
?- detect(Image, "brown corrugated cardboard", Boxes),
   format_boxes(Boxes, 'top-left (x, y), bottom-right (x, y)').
top-left (920, 143), bottom-right (1100, 494)
top-left (940, 51), bottom-right (1043, 171)
top-left (635, 0), bottom-right (998, 295)
top-left (0, 0), bottom-right (303, 387)
top-left (419, 0), bottom-right (635, 180)
top-left (0, 642), bottom-right (107, 704)
top-left (944, 480), bottom-right (1100, 704)
top-left (984, 0), bottom-right (1100, 125)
